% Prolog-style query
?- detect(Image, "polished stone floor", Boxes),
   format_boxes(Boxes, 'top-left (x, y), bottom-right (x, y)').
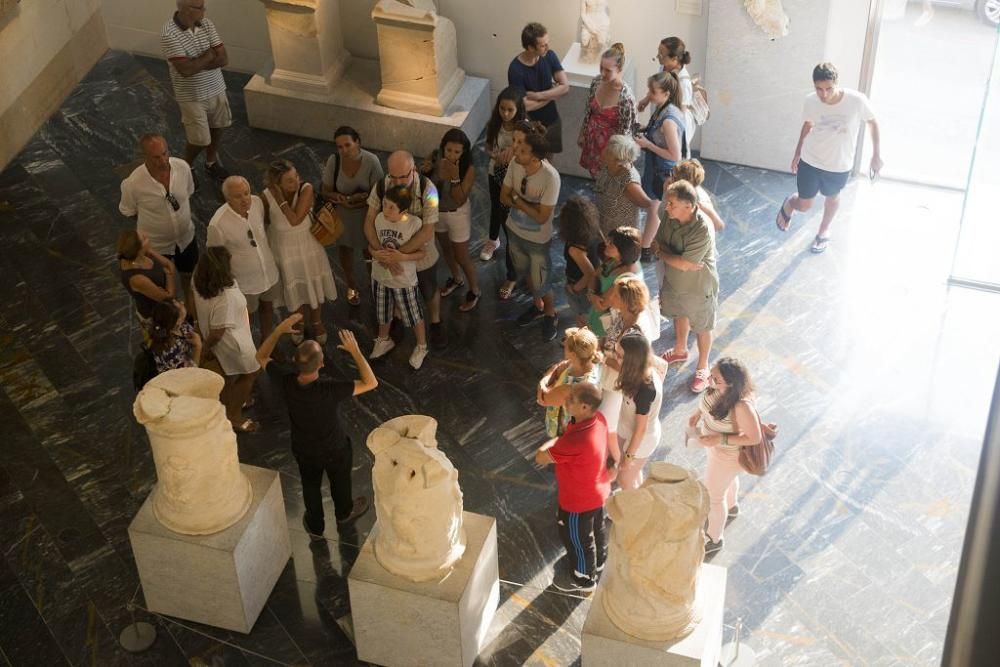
top-left (1, 51), bottom-right (998, 666)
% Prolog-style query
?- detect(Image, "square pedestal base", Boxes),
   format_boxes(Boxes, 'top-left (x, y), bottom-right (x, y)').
top-left (245, 57), bottom-right (491, 157)
top-left (348, 512), bottom-right (499, 667)
top-left (127, 465), bottom-right (291, 634)
top-left (582, 563), bottom-right (727, 666)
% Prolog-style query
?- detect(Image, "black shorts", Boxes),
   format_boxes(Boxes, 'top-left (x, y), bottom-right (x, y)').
top-left (796, 160), bottom-right (850, 199)
top-left (417, 265), bottom-right (438, 305)
top-left (167, 237), bottom-right (200, 274)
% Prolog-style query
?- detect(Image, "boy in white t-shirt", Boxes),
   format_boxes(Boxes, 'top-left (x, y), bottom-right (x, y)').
top-left (368, 186), bottom-right (429, 370)
top-left (776, 62), bottom-right (883, 254)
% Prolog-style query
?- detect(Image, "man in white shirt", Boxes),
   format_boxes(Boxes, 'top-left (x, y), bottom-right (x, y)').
top-left (207, 176), bottom-right (281, 340)
top-left (363, 151), bottom-right (448, 350)
top-left (501, 131), bottom-right (562, 341)
top-left (161, 0), bottom-right (231, 181)
top-left (776, 62), bottom-right (883, 254)
top-left (120, 133), bottom-right (198, 313)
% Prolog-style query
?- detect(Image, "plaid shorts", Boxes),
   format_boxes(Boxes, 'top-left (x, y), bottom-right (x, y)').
top-left (372, 280), bottom-right (424, 327)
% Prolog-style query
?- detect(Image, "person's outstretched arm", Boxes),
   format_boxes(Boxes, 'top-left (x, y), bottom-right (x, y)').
top-left (338, 330), bottom-right (378, 396)
top-left (256, 314), bottom-right (303, 370)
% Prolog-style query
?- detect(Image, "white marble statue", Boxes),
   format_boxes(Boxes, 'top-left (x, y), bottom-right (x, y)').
top-left (744, 0), bottom-right (789, 40)
top-left (133, 368), bottom-right (253, 535)
top-left (579, 0), bottom-right (611, 63)
top-left (366, 415), bottom-right (466, 582)
top-left (602, 462), bottom-right (710, 641)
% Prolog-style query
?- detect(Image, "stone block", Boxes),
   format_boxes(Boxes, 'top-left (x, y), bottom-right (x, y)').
top-left (245, 57), bottom-right (491, 157)
top-left (348, 511), bottom-right (499, 667)
top-left (581, 563), bottom-right (727, 666)
top-left (128, 465), bottom-right (291, 634)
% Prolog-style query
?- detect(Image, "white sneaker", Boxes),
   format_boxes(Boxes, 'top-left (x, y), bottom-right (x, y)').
top-left (409, 344), bottom-right (429, 370)
top-left (370, 337), bottom-right (395, 359)
top-left (479, 239), bottom-right (499, 261)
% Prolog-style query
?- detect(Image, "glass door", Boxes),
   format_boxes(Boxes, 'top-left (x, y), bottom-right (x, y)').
top-left (861, 0), bottom-right (999, 190)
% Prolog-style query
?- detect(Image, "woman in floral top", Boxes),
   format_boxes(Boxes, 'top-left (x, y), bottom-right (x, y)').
top-left (577, 43), bottom-right (637, 178)
top-left (148, 299), bottom-right (202, 374)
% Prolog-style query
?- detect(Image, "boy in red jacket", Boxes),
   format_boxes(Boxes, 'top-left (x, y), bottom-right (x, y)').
top-left (535, 382), bottom-right (612, 594)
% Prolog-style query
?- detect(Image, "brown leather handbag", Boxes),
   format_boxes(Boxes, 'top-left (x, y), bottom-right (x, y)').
top-left (738, 405), bottom-right (777, 476)
top-left (310, 202), bottom-right (344, 246)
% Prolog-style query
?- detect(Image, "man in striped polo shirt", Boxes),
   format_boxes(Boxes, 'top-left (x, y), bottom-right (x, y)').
top-left (160, 0), bottom-right (231, 181)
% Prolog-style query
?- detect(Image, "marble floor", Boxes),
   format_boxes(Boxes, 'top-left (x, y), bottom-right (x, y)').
top-left (1, 51), bottom-right (999, 666)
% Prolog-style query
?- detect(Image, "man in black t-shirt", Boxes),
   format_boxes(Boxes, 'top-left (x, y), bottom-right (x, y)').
top-left (257, 316), bottom-right (379, 539)
top-left (507, 22), bottom-right (570, 153)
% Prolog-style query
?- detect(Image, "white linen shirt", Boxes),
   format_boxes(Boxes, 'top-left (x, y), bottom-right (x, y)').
top-left (206, 196), bottom-right (279, 296)
top-left (119, 158), bottom-right (196, 255)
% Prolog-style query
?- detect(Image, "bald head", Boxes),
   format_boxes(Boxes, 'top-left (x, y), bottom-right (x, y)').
top-left (139, 134), bottom-right (170, 172)
top-left (386, 151), bottom-right (416, 187)
top-left (294, 340), bottom-right (324, 374)
top-left (222, 176), bottom-right (252, 216)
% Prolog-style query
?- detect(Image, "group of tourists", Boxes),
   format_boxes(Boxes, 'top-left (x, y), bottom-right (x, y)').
top-left (118, 1), bottom-right (882, 589)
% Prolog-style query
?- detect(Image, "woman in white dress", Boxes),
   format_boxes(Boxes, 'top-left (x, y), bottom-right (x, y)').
top-left (193, 246), bottom-right (261, 433)
top-left (263, 159), bottom-right (338, 344)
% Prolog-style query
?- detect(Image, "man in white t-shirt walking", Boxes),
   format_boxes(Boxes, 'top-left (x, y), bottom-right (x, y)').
top-left (501, 130), bottom-right (562, 341)
top-left (119, 133), bottom-right (198, 314)
top-left (776, 62), bottom-right (882, 253)
top-left (160, 0), bottom-right (232, 181)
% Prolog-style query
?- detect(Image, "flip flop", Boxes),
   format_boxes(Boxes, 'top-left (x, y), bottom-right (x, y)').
top-left (776, 196), bottom-right (793, 232)
top-left (498, 281), bottom-right (515, 300)
top-left (233, 418), bottom-right (260, 433)
top-left (810, 235), bottom-right (830, 254)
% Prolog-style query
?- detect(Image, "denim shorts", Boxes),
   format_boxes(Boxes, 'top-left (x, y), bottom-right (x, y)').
top-left (796, 160), bottom-right (850, 199)
top-left (507, 233), bottom-right (552, 299)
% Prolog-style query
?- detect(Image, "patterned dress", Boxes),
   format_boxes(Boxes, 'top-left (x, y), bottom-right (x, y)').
top-left (578, 77), bottom-right (637, 177)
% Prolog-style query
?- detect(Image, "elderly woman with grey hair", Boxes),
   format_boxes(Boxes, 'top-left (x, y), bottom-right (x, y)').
top-left (593, 135), bottom-right (660, 246)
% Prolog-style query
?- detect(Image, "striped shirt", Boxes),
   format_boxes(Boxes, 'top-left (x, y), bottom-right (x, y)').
top-left (160, 15), bottom-right (226, 102)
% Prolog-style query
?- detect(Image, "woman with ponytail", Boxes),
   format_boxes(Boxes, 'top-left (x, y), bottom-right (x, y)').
top-left (578, 43), bottom-right (637, 178)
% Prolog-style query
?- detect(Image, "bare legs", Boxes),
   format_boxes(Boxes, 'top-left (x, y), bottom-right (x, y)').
top-left (673, 317), bottom-right (713, 371)
top-left (338, 245), bottom-right (358, 294)
top-left (184, 128), bottom-right (226, 166)
top-left (257, 300), bottom-right (274, 342)
top-left (221, 371), bottom-right (257, 429)
top-left (782, 193), bottom-right (841, 239)
top-left (437, 234), bottom-right (480, 298)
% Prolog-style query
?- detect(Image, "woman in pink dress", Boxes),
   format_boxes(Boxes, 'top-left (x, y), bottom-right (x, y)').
top-left (578, 43), bottom-right (637, 178)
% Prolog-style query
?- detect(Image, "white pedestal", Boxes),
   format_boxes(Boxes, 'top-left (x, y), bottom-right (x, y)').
top-left (348, 511), bottom-right (499, 667)
top-left (582, 564), bottom-right (727, 666)
top-left (549, 42), bottom-right (637, 180)
top-left (260, 0), bottom-right (349, 95)
top-left (128, 465), bottom-right (291, 634)
top-left (245, 57), bottom-right (491, 158)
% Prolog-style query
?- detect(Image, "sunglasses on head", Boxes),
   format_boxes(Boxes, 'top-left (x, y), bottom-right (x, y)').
top-left (165, 192), bottom-right (180, 212)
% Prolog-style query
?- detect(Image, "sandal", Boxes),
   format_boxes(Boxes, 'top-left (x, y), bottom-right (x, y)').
top-left (458, 290), bottom-right (480, 312)
top-left (775, 196), bottom-right (793, 232)
top-left (346, 288), bottom-right (361, 306)
top-left (233, 418), bottom-right (260, 433)
top-left (498, 281), bottom-right (516, 301)
top-left (660, 348), bottom-right (689, 364)
top-left (242, 396), bottom-right (256, 410)
top-left (440, 277), bottom-right (465, 297)
top-left (313, 321), bottom-right (328, 344)
top-left (810, 235), bottom-right (830, 254)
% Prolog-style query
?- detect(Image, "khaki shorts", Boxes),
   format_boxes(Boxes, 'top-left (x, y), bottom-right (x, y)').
top-left (244, 279), bottom-right (282, 313)
top-left (178, 92), bottom-right (232, 147)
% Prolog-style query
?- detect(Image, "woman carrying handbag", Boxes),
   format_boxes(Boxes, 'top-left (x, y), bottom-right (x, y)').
top-left (688, 357), bottom-right (764, 556)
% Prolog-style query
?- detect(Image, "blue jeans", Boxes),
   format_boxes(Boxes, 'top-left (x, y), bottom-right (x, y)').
top-left (508, 233), bottom-right (552, 299)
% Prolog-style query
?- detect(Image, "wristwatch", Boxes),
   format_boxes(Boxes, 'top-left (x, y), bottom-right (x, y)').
top-left (625, 452), bottom-right (635, 461)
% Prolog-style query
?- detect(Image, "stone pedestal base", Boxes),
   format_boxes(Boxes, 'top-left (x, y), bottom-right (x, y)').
top-left (245, 57), bottom-right (491, 158)
top-left (128, 465), bottom-right (291, 634)
top-left (348, 512), bottom-right (499, 667)
top-left (549, 42), bottom-right (637, 180)
top-left (582, 564), bottom-right (727, 666)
